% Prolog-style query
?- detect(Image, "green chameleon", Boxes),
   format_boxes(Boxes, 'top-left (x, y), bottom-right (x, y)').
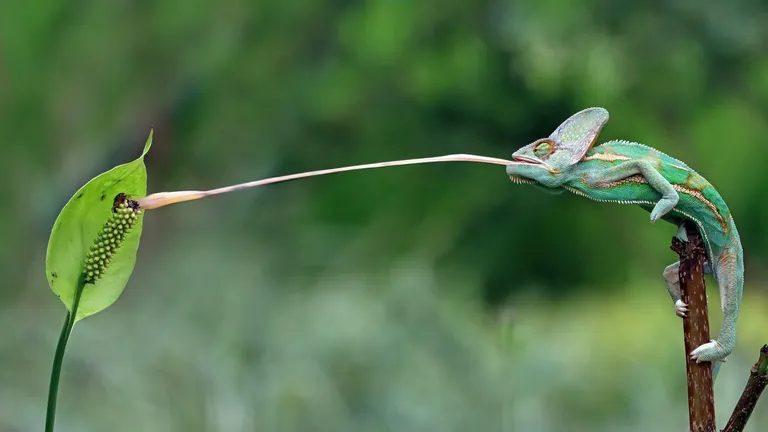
top-left (506, 107), bottom-right (743, 376)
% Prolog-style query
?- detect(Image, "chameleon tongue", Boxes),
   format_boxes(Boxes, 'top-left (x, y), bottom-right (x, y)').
top-left (136, 154), bottom-right (513, 210)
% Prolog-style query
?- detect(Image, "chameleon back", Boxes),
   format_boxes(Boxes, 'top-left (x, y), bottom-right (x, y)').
top-left (564, 140), bottom-right (733, 262)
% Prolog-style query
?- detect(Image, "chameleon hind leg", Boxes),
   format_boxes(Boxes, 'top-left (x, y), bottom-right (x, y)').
top-left (688, 249), bottom-right (741, 380)
top-left (690, 240), bottom-right (743, 369)
top-left (662, 258), bottom-right (724, 379)
top-left (663, 261), bottom-right (712, 317)
top-left (664, 225), bottom-right (729, 379)
top-left (663, 224), bottom-right (712, 317)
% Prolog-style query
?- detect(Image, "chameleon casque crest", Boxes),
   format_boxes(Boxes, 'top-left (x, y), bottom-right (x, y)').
top-left (506, 107), bottom-right (743, 376)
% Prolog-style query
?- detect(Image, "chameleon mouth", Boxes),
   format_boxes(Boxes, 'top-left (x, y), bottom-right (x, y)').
top-left (510, 155), bottom-right (558, 173)
top-left (511, 155), bottom-right (541, 165)
top-left (507, 156), bottom-right (550, 184)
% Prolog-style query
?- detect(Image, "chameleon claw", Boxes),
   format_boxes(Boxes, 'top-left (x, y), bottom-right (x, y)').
top-left (650, 209), bottom-right (664, 223)
top-left (674, 300), bottom-right (688, 318)
top-left (690, 340), bottom-right (726, 363)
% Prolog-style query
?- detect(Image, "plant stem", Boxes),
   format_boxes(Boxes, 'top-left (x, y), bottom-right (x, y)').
top-left (722, 345), bottom-right (768, 432)
top-left (45, 274), bottom-right (85, 432)
top-left (670, 222), bottom-right (716, 432)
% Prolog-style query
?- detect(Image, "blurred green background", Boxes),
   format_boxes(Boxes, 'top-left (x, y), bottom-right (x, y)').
top-left (2, 1), bottom-right (768, 431)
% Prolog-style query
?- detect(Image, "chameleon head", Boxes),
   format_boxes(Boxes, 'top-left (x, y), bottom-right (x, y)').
top-left (506, 107), bottom-right (610, 187)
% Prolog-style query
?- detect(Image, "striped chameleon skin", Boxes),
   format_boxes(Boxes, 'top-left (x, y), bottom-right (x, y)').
top-left (506, 108), bottom-right (743, 377)
top-left (567, 140), bottom-right (735, 262)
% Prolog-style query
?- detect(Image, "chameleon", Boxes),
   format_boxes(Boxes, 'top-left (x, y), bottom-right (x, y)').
top-left (505, 107), bottom-right (743, 376)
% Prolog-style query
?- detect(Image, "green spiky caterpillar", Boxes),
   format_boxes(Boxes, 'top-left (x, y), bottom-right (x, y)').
top-left (83, 193), bottom-right (142, 284)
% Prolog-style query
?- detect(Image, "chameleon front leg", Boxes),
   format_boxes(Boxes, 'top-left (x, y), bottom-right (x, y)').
top-left (585, 160), bottom-right (680, 222)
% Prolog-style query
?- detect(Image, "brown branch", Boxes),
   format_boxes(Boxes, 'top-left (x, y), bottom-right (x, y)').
top-left (671, 222), bottom-right (716, 432)
top-left (722, 345), bottom-right (768, 432)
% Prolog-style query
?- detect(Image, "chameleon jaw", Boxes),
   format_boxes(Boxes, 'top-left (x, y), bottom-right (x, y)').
top-left (506, 157), bottom-right (549, 184)
top-left (508, 174), bottom-right (536, 184)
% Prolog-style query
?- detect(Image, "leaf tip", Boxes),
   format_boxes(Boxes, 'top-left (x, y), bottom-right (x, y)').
top-left (142, 129), bottom-right (153, 157)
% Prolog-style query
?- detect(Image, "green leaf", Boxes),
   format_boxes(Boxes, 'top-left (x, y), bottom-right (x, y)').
top-left (45, 131), bottom-right (153, 321)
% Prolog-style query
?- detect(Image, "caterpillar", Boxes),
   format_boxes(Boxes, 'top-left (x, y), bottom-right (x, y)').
top-left (83, 193), bottom-right (142, 284)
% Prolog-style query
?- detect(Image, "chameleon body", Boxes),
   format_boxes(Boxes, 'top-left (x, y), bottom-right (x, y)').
top-left (506, 108), bottom-right (743, 375)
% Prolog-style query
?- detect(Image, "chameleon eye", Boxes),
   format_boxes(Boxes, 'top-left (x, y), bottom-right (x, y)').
top-left (533, 141), bottom-right (553, 158)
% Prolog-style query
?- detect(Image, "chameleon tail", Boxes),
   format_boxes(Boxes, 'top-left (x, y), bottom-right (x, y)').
top-left (712, 360), bottom-right (723, 381)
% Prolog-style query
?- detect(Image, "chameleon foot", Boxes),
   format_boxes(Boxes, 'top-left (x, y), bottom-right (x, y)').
top-left (674, 300), bottom-right (688, 318)
top-left (690, 340), bottom-right (730, 363)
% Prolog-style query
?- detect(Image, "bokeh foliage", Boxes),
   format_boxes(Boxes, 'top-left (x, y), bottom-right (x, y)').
top-left (2, 0), bottom-right (768, 430)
